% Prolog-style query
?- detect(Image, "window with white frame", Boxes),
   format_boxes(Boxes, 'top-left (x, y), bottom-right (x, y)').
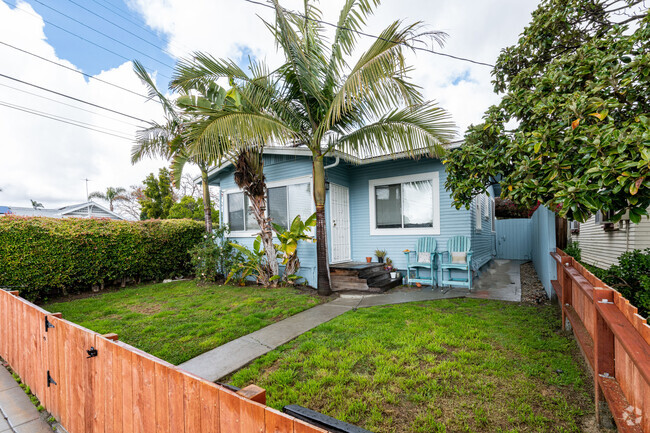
top-left (224, 177), bottom-right (313, 234)
top-left (369, 172), bottom-right (440, 235)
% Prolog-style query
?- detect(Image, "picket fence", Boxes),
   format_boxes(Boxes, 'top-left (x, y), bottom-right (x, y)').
top-left (0, 289), bottom-right (326, 433)
top-left (551, 249), bottom-right (650, 432)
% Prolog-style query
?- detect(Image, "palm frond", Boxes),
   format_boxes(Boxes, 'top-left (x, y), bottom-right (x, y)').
top-left (171, 53), bottom-right (250, 92)
top-left (132, 120), bottom-right (179, 163)
top-left (320, 21), bottom-right (429, 134)
top-left (133, 60), bottom-right (177, 119)
top-left (184, 111), bottom-right (302, 162)
top-left (333, 102), bottom-right (456, 159)
top-left (170, 151), bottom-right (189, 189)
top-left (326, 0), bottom-right (379, 87)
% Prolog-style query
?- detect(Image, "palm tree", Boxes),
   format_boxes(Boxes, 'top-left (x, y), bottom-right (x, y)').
top-left (131, 61), bottom-right (217, 233)
top-left (88, 187), bottom-right (128, 212)
top-left (30, 199), bottom-right (43, 209)
top-left (171, 0), bottom-right (456, 295)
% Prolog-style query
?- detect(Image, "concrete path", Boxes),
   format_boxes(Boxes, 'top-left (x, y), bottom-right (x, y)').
top-left (179, 260), bottom-right (522, 382)
top-left (0, 366), bottom-right (52, 433)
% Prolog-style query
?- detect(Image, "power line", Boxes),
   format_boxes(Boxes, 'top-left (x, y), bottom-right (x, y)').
top-left (0, 72), bottom-right (149, 123)
top-left (28, 0), bottom-right (174, 71)
top-left (0, 98), bottom-right (131, 135)
top-left (87, 0), bottom-right (193, 55)
top-left (0, 0), bottom-right (171, 80)
top-left (0, 100), bottom-right (133, 140)
top-left (0, 40), bottom-right (156, 101)
top-left (64, 0), bottom-right (177, 60)
top-left (242, 0), bottom-right (495, 68)
top-left (0, 82), bottom-right (143, 128)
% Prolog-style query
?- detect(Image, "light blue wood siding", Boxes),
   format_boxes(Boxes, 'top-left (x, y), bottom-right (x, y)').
top-left (208, 154), bottom-right (496, 285)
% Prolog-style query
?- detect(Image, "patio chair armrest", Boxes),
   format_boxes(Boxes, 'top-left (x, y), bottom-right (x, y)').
top-left (438, 251), bottom-right (449, 264)
top-left (403, 250), bottom-right (415, 266)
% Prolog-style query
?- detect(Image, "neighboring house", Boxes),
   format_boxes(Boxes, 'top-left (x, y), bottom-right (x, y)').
top-left (569, 208), bottom-right (650, 269)
top-left (205, 146), bottom-right (496, 286)
top-left (0, 201), bottom-right (124, 220)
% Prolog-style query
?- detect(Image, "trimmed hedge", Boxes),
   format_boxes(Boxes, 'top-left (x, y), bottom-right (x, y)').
top-left (0, 216), bottom-right (204, 301)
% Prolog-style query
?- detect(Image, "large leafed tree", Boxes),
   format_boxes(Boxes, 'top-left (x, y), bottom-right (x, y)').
top-left (445, 0), bottom-right (649, 223)
top-left (171, 0), bottom-right (456, 295)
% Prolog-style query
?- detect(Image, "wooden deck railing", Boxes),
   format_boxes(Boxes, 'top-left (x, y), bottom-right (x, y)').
top-left (0, 289), bottom-right (326, 433)
top-left (551, 248), bottom-right (650, 432)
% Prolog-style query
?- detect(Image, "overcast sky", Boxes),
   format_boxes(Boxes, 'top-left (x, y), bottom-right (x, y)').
top-left (0, 0), bottom-right (540, 211)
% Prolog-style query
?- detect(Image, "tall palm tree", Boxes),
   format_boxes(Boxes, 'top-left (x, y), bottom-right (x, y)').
top-left (30, 199), bottom-right (43, 210)
top-left (88, 187), bottom-right (128, 212)
top-left (131, 61), bottom-right (217, 233)
top-left (171, 0), bottom-right (456, 295)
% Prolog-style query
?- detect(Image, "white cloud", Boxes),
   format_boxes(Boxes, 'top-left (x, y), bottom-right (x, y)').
top-left (0, 0), bottom-right (169, 210)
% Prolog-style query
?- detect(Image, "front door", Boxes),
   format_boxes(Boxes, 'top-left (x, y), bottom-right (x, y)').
top-left (329, 183), bottom-right (351, 263)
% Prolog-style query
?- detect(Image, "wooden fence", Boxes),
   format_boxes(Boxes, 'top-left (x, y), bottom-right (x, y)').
top-left (0, 289), bottom-right (326, 433)
top-left (551, 248), bottom-right (650, 432)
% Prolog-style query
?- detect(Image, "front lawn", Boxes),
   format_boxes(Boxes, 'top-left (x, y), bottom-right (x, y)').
top-left (43, 281), bottom-right (325, 365)
top-left (228, 299), bottom-right (594, 433)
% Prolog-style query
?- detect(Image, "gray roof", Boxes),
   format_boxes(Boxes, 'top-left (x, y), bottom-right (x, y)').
top-left (0, 201), bottom-right (124, 220)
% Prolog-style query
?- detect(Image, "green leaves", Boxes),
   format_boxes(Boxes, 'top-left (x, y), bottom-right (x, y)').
top-left (444, 0), bottom-right (650, 222)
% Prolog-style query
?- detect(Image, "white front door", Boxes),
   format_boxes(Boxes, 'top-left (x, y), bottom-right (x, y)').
top-left (329, 183), bottom-right (351, 263)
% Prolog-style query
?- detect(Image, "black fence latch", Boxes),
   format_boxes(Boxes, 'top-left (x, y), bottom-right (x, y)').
top-left (86, 347), bottom-right (98, 358)
top-left (45, 317), bottom-right (55, 333)
top-left (47, 371), bottom-right (57, 387)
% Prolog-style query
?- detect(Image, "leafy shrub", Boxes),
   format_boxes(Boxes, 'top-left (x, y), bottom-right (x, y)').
top-left (228, 236), bottom-right (273, 286)
top-left (602, 249), bottom-right (650, 318)
top-left (189, 225), bottom-right (244, 283)
top-left (564, 241), bottom-right (582, 262)
top-left (0, 216), bottom-right (203, 301)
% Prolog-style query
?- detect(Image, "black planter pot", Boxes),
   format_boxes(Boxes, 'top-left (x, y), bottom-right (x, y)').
top-left (378, 257), bottom-right (384, 263)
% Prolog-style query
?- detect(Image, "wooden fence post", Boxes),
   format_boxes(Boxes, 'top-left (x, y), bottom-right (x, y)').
top-left (560, 256), bottom-right (573, 331)
top-left (593, 287), bottom-right (615, 425)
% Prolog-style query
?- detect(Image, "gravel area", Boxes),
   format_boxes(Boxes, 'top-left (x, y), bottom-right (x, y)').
top-left (520, 261), bottom-right (551, 305)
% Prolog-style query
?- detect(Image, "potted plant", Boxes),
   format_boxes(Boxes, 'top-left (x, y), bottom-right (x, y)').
top-left (375, 249), bottom-right (387, 263)
top-left (385, 258), bottom-right (393, 272)
top-left (366, 256), bottom-right (372, 263)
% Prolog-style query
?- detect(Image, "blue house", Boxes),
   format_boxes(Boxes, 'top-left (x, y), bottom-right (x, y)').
top-left (206, 146), bottom-right (496, 290)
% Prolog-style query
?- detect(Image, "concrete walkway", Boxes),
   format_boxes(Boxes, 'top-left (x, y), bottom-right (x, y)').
top-left (179, 260), bottom-right (522, 382)
top-left (0, 366), bottom-right (52, 433)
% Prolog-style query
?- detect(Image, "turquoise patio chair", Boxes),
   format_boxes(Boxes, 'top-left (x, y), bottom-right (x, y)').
top-left (439, 236), bottom-right (473, 290)
top-left (403, 237), bottom-right (438, 287)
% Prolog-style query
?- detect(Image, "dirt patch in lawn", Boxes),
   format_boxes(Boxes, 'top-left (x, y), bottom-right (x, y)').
top-left (127, 303), bottom-right (163, 315)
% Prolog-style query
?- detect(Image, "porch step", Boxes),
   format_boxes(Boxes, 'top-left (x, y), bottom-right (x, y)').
top-left (330, 262), bottom-right (401, 293)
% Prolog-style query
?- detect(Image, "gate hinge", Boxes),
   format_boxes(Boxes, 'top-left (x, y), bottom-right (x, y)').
top-left (47, 371), bottom-right (57, 387)
top-left (86, 347), bottom-right (98, 358)
top-left (45, 316), bottom-right (55, 333)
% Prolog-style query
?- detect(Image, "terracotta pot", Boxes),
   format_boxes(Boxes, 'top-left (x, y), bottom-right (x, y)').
top-left (366, 257), bottom-right (372, 263)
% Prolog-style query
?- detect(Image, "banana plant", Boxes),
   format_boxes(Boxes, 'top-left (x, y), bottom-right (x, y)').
top-left (273, 213), bottom-right (317, 281)
top-left (226, 236), bottom-right (275, 286)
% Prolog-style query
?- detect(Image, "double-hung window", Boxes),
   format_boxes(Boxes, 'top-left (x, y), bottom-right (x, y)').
top-left (369, 172), bottom-right (440, 235)
top-left (224, 177), bottom-right (313, 235)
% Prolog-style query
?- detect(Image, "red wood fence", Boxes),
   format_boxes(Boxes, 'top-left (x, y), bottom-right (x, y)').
top-left (0, 289), bottom-right (326, 433)
top-left (551, 248), bottom-right (650, 432)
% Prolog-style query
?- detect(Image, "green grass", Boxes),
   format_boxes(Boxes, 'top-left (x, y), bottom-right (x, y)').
top-left (228, 299), bottom-right (593, 433)
top-left (43, 281), bottom-right (325, 365)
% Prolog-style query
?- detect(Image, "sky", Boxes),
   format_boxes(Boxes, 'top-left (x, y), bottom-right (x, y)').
top-left (0, 0), bottom-right (540, 211)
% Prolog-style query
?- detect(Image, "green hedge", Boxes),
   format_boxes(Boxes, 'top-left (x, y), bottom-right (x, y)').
top-left (0, 216), bottom-right (204, 301)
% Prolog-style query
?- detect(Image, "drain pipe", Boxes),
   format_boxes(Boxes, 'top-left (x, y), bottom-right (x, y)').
top-left (324, 156), bottom-right (340, 170)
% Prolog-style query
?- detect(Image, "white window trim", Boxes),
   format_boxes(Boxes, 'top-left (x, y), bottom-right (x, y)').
top-left (223, 175), bottom-right (313, 237)
top-left (368, 172), bottom-right (440, 236)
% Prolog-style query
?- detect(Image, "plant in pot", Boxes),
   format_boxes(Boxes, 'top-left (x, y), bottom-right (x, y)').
top-left (385, 258), bottom-right (393, 272)
top-left (375, 249), bottom-right (387, 264)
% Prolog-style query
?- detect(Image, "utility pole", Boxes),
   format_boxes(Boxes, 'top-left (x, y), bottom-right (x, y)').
top-left (83, 178), bottom-right (91, 201)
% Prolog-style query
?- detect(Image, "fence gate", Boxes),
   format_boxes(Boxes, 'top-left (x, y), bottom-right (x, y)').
top-left (495, 218), bottom-right (532, 260)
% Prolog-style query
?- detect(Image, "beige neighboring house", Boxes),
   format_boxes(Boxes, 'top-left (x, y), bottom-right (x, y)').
top-left (570, 208), bottom-right (650, 268)
top-left (0, 201), bottom-right (124, 220)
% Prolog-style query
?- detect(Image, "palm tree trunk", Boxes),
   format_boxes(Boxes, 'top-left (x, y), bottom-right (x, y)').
top-left (249, 192), bottom-right (279, 285)
top-left (201, 168), bottom-right (213, 233)
top-left (109, 201), bottom-right (114, 212)
top-left (313, 156), bottom-right (332, 295)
